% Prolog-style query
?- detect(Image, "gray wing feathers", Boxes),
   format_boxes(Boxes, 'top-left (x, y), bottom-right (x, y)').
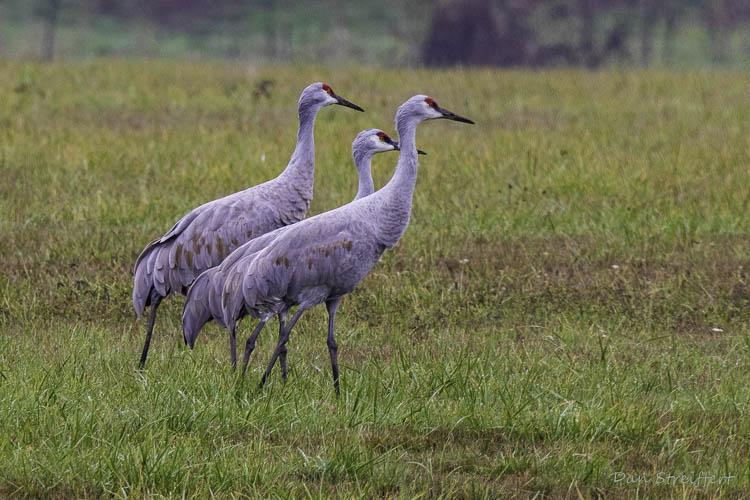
top-left (218, 249), bottom-right (277, 328)
top-left (221, 265), bottom-right (248, 330)
top-left (182, 268), bottom-right (214, 348)
top-left (207, 273), bottom-right (225, 327)
top-left (132, 184), bottom-right (297, 317)
top-left (133, 209), bottom-right (201, 275)
top-left (180, 227), bottom-right (288, 342)
top-left (182, 266), bottom-right (228, 348)
top-left (218, 215), bottom-right (377, 327)
top-left (132, 259), bottom-right (153, 318)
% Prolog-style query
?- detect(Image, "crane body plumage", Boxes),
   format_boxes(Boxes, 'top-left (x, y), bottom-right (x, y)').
top-left (182, 129), bottom-right (402, 365)
top-left (217, 95), bottom-right (473, 394)
top-left (132, 82), bottom-right (363, 367)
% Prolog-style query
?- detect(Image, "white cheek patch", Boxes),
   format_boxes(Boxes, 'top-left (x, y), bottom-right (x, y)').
top-left (371, 135), bottom-right (390, 152)
top-left (426, 106), bottom-right (443, 119)
top-left (324, 94), bottom-right (338, 106)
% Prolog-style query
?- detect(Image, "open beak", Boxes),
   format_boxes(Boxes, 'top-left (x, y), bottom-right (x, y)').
top-left (333, 92), bottom-right (365, 112)
top-left (435, 103), bottom-right (474, 124)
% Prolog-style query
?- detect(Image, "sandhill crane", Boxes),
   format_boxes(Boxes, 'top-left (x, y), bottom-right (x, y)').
top-left (132, 82), bottom-right (363, 368)
top-left (220, 95), bottom-right (473, 394)
top-left (181, 129), bottom-right (421, 366)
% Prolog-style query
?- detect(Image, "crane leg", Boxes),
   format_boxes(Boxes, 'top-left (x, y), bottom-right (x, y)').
top-left (139, 290), bottom-right (163, 369)
top-left (229, 324), bottom-right (237, 369)
top-left (260, 308), bottom-right (305, 388)
top-left (241, 319), bottom-right (268, 376)
top-left (326, 298), bottom-right (342, 397)
top-left (279, 344), bottom-right (288, 381)
top-left (277, 312), bottom-right (289, 381)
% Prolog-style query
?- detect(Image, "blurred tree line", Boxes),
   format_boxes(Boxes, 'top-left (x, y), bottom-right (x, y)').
top-left (424, 0), bottom-right (750, 67)
top-left (0, 0), bottom-right (748, 66)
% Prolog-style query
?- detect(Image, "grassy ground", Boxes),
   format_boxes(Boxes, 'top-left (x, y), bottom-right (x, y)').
top-left (1, 60), bottom-right (749, 498)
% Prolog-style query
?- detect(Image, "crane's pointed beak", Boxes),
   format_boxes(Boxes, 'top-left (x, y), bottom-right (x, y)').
top-left (435, 103), bottom-right (474, 124)
top-left (383, 136), bottom-right (400, 150)
top-left (392, 141), bottom-right (427, 155)
top-left (333, 93), bottom-right (365, 112)
top-left (386, 140), bottom-right (427, 155)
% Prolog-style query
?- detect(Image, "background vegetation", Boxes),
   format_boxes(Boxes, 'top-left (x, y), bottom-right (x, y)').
top-left (1, 61), bottom-right (749, 497)
top-left (1, 0), bottom-right (749, 67)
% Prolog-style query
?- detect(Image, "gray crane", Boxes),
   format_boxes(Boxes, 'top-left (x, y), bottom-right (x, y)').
top-left (132, 82), bottom-right (363, 368)
top-left (181, 129), bottom-right (420, 366)
top-left (220, 95), bottom-right (473, 394)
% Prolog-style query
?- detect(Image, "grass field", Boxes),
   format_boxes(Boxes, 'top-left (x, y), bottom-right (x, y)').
top-left (1, 60), bottom-right (749, 498)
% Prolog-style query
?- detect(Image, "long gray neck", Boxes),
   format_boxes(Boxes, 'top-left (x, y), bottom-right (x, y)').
top-left (374, 117), bottom-right (419, 247)
top-left (279, 102), bottom-right (320, 191)
top-left (352, 150), bottom-right (375, 201)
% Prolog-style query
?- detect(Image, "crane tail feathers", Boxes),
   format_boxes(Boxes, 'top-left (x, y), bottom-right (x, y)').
top-left (221, 270), bottom-right (246, 330)
top-left (182, 269), bottom-right (217, 348)
top-left (133, 250), bottom-right (157, 318)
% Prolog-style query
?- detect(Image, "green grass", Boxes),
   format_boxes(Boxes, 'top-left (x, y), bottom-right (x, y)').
top-left (1, 60), bottom-right (750, 498)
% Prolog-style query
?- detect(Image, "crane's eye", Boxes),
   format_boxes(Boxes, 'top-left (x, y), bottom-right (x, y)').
top-left (376, 132), bottom-right (388, 141)
top-left (425, 97), bottom-right (437, 108)
top-left (322, 83), bottom-right (334, 96)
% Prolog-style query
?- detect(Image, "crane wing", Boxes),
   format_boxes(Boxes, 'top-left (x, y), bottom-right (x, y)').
top-left (133, 185), bottom-right (295, 316)
top-left (219, 213), bottom-right (383, 324)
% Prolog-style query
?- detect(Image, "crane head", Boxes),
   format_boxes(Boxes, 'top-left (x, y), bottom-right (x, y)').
top-left (374, 131), bottom-right (400, 152)
top-left (320, 83), bottom-right (365, 112)
top-left (423, 96), bottom-right (474, 124)
top-left (299, 82), bottom-right (365, 113)
top-left (353, 129), bottom-right (427, 156)
top-left (353, 129), bottom-right (399, 156)
top-left (375, 130), bottom-right (428, 154)
top-left (395, 95), bottom-right (474, 130)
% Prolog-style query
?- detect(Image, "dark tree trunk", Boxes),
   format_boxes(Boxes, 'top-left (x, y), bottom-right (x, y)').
top-left (663, 5), bottom-right (677, 65)
top-left (706, 1), bottom-right (729, 63)
top-left (578, 0), bottom-right (597, 67)
top-left (640, 0), bottom-right (658, 66)
top-left (261, 0), bottom-right (276, 59)
top-left (422, 0), bottom-right (506, 67)
top-left (41, 0), bottom-right (60, 62)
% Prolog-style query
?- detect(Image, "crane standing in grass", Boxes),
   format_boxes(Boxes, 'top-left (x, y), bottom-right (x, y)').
top-left (182, 129), bottom-right (424, 367)
top-left (220, 95), bottom-right (473, 395)
top-left (132, 82), bottom-right (364, 368)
